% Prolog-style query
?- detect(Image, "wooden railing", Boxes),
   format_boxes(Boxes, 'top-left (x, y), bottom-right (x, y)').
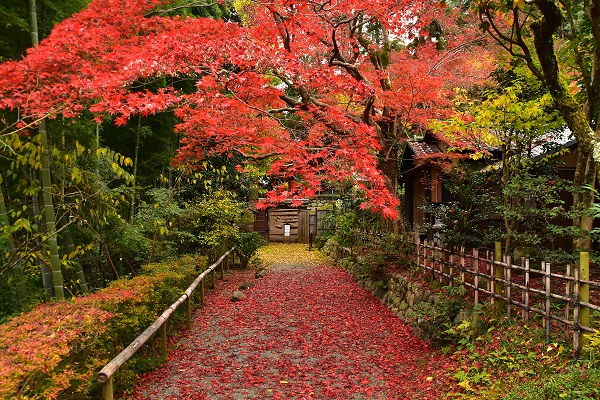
top-left (411, 239), bottom-right (596, 356)
top-left (97, 248), bottom-right (234, 400)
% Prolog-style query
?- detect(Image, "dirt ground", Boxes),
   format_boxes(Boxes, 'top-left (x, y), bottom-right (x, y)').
top-left (128, 244), bottom-right (458, 399)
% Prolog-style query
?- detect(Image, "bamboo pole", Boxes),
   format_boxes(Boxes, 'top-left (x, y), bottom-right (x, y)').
top-left (160, 322), bottom-right (167, 359)
top-left (474, 249), bottom-right (479, 305)
top-left (449, 252), bottom-right (454, 286)
top-left (544, 262), bottom-right (551, 341)
top-left (487, 251), bottom-right (492, 297)
top-left (505, 256), bottom-right (512, 318)
top-left (573, 267), bottom-right (581, 357)
top-left (580, 252), bottom-right (590, 346)
top-left (422, 240), bottom-right (426, 270)
top-left (442, 246), bottom-right (450, 285)
top-left (416, 236), bottom-right (421, 267)
top-left (490, 251), bottom-right (495, 305)
top-left (523, 258), bottom-right (530, 324)
top-left (186, 297), bottom-right (192, 330)
top-left (565, 264), bottom-right (571, 326)
top-left (102, 376), bottom-right (113, 400)
top-left (460, 246), bottom-right (465, 285)
top-left (494, 241), bottom-right (504, 310)
top-left (200, 279), bottom-right (205, 307)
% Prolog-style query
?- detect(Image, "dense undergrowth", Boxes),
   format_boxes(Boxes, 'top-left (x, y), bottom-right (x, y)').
top-left (0, 255), bottom-right (208, 399)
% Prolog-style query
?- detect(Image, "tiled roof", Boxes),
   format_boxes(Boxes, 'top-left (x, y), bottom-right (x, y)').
top-left (408, 141), bottom-right (443, 157)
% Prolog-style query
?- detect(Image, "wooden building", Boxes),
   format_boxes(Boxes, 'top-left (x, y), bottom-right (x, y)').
top-left (253, 199), bottom-right (332, 244)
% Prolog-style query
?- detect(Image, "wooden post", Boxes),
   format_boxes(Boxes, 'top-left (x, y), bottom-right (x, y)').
top-left (200, 279), bottom-right (205, 307)
top-left (102, 377), bottom-right (113, 400)
top-left (449, 253), bottom-right (454, 287)
top-left (489, 251), bottom-right (495, 305)
top-left (211, 268), bottom-right (216, 289)
top-left (460, 246), bottom-right (465, 285)
top-left (487, 251), bottom-right (492, 298)
top-left (185, 296), bottom-right (192, 330)
top-left (416, 236), bottom-right (421, 267)
top-left (220, 259), bottom-right (225, 279)
top-left (494, 241), bottom-right (505, 310)
top-left (505, 256), bottom-right (511, 318)
top-left (160, 322), bottom-right (167, 359)
top-left (442, 247), bottom-right (450, 285)
top-left (523, 258), bottom-right (530, 324)
top-left (580, 252), bottom-right (590, 345)
top-left (544, 262), bottom-right (551, 341)
top-left (423, 240), bottom-right (428, 274)
top-left (565, 264), bottom-right (571, 325)
top-left (573, 267), bottom-right (581, 357)
top-left (473, 249), bottom-right (479, 305)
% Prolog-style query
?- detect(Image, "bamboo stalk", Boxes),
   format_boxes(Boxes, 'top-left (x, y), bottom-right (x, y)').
top-left (460, 246), bottom-right (465, 285)
top-left (422, 240), bottom-right (425, 269)
top-left (506, 256), bottom-right (512, 318)
top-left (102, 376), bottom-right (113, 400)
top-left (565, 264), bottom-right (571, 328)
top-left (494, 241), bottom-right (504, 310)
top-left (580, 252), bottom-right (590, 346)
top-left (160, 322), bottom-right (167, 359)
top-left (523, 258), bottom-right (530, 324)
top-left (573, 267), bottom-right (581, 357)
top-left (545, 262), bottom-right (551, 341)
top-left (186, 296), bottom-right (192, 330)
top-left (200, 278), bottom-right (205, 307)
top-left (474, 249), bottom-right (479, 305)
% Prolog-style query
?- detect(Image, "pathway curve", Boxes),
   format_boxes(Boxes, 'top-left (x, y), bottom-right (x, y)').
top-left (130, 244), bottom-right (458, 399)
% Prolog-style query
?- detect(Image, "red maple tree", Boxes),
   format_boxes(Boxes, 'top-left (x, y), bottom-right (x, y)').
top-left (0, 0), bottom-right (493, 219)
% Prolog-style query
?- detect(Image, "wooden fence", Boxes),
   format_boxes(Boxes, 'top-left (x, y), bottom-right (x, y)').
top-left (97, 248), bottom-right (234, 400)
top-left (411, 239), bottom-right (599, 356)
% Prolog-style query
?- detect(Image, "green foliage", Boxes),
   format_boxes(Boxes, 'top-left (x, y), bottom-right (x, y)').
top-left (0, 255), bottom-right (207, 399)
top-left (502, 367), bottom-right (600, 400)
top-left (423, 166), bottom-right (500, 249)
top-left (235, 231), bottom-right (265, 261)
top-left (404, 285), bottom-right (468, 344)
top-left (448, 316), bottom-right (573, 397)
top-left (184, 190), bottom-right (246, 255)
top-left (583, 328), bottom-right (600, 367)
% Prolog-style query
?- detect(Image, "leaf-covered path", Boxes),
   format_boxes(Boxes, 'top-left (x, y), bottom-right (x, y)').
top-left (130, 244), bottom-right (458, 399)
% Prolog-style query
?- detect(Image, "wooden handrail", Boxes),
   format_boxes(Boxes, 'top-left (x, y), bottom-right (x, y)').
top-left (97, 248), bottom-right (234, 399)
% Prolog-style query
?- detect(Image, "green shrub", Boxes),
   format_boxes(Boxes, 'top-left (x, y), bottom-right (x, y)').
top-left (404, 285), bottom-right (468, 344)
top-left (503, 367), bottom-right (600, 400)
top-left (235, 231), bottom-right (266, 267)
top-left (0, 254), bottom-right (207, 399)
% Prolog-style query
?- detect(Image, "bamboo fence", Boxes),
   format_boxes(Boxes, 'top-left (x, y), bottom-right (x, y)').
top-left (97, 248), bottom-right (234, 400)
top-left (410, 238), bottom-right (598, 356)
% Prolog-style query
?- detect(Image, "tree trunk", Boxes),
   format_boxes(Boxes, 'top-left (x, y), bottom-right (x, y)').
top-left (29, 0), bottom-right (65, 300)
top-left (573, 150), bottom-right (596, 251)
top-left (531, 0), bottom-right (598, 251)
top-left (30, 172), bottom-right (54, 300)
top-left (57, 218), bottom-right (90, 293)
top-left (39, 121), bottom-right (65, 300)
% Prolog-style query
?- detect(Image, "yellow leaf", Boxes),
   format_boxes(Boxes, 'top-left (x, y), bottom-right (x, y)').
top-left (513, 0), bottom-right (525, 8)
top-left (458, 380), bottom-right (474, 392)
top-left (279, 380), bottom-right (289, 384)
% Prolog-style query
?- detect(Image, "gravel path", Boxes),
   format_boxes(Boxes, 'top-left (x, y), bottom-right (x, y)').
top-left (129, 245), bottom-right (457, 399)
